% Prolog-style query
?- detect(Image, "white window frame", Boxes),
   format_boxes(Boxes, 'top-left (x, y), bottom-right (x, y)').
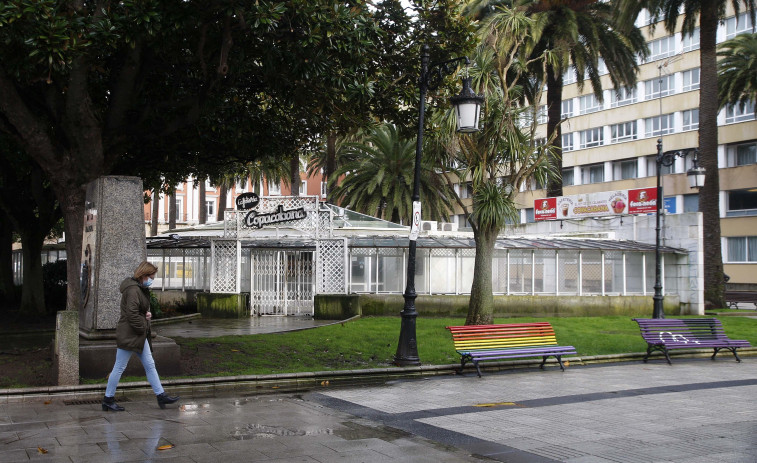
top-left (610, 121), bottom-right (638, 143)
top-left (682, 28), bottom-right (700, 52)
top-left (205, 199), bottom-right (216, 219)
top-left (537, 105), bottom-right (548, 124)
top-left (726, 13), bottom-right (754, 40)
top-left (613, 159), bottom-right (638, 180)
top-left (727, 142), bottom-right (757, 167)
top-left (562, 133), bottom-right (574, 152)
top-left (561, 99), bottom-right (574, 119)
top-left (645, 114), bottom-right (675, 137)
top-left (579, 94), bottom-right (602, 115)
top-left (268, 181), bottom-right (281, 196)
top-left (611, 86), bottom-right (637, 107)
top-left (563, 67), bottom-right (577, 85)
top-left (645, 75), bottom-right (675, 100)
top-left (682, 68), bottom-right (700, 92)
top-left (583, 163), bottom-right (605, 184)
top-left (580, 128), bottom-right (604, 149)
top-left (646, 36), bottom-right (676, 62)
top-left (175, 196), bottom-right (184, 222)
top-left (725, 101), bottom-right (756, 124)
top-left (726, 236), bottom-right (757, 262)
top-left (682, 109), bottom-right (699, 131)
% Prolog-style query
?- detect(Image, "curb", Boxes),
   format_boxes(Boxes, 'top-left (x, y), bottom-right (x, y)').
top-left (2, 348), bottom-right (755, 404)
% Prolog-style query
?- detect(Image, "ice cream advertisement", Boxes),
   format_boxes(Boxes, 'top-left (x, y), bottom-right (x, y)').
top-left (535, 189), bottom-right (645, 221)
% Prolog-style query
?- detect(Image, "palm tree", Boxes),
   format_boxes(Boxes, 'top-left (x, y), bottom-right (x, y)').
top-left (432, 6), bottom-right (558, 325)
top-left (465, 0), bottom-right (647, 198)
top-left (718, 32), bottom-right (757, 111)
top-left (329, 123), bottom-right (455, 224)
top-left (616, 0), bottom-right (756, 308)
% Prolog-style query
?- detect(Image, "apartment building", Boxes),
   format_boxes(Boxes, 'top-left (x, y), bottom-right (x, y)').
top-left (448, 6), bottom-right (756, 290)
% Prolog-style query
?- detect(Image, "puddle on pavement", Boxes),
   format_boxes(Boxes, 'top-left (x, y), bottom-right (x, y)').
top-left (335, 421), bottom-right (410, 442)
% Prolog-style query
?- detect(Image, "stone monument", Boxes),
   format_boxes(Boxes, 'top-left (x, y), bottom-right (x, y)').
top-left (76, 176), bottom-right (180, 379)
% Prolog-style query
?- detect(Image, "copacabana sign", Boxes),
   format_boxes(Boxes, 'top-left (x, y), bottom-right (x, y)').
top-left (244, 205), bottom-right (307, 228)
top-left (535, 187), bottom-right (657, 221)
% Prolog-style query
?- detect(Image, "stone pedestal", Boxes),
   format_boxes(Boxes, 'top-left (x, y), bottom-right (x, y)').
top-left (79, 335), bottom-right (181, 379)
top-left (73, 176), bottom-right (180, 382)
top-left (79, 176), bottom-right (148, 332)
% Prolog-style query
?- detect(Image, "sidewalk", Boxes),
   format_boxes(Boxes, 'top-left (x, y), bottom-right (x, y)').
top-left (2, 359), bottom-right (755, 462)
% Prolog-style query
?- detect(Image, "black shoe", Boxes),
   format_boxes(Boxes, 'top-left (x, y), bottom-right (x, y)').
top-left (102, 396), bottom-right (125, 412)
top-left (156, 392), bottom-right (179, 409)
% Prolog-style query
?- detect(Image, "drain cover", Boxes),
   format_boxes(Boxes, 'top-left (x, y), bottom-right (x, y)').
top-left (64, 398), bottom-right (130, 406)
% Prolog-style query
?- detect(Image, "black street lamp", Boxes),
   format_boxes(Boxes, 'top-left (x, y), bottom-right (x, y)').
top-left (394, 45), bottom-right (484, 366)
top-left (652, 144), bottom-right (705, 318)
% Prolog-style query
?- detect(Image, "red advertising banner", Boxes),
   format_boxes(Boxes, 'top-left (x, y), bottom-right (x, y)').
top-left (627, 187), bottom-right (657, 214)
top-left (535, 188), bottom-right (657, 221)
top-left (534, 197), bottom-right (557, 221)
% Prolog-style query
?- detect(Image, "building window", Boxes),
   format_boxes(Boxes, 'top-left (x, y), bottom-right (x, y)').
top-left (205, 200), bottom-right (215, 219)
top-left (726, 13), bottom-right (754, 40)
top-left (268, 181), bottom-right (281, 195)
top-left (537, 105), bottom-right (548, 124)
top-left (645, 75), bottom-right (675, 100)
top-left (583, 163), bottom-right (605, 184)
top-left (610, 121), bottom-right (638, 143)
top-left (563, 67), bottom-right (577, 85)
top-left (727, 142), bottom-right (757, 167)
top-left (457, 214), bottom-right (470, 229)
top-left (299, 180), bottom-right (307, 195)
top-left (725, 101), bottom-right (755, 123)
top-left (561, 99), bottom-right (574, 118)
top-left (458, 182), bottom-right (473, 199)
top-left (175, 197), bottom-right (184, 222)
top-left (645, 114), bottom-right (675, 137)
top-left (562, 133), bottom-right (574, 152)
top-left (683, 194), bottom-right (699, 213)
top-left (321, 181), bottom-right (328, 197)
top-left (726, 237), bottom-right (757, 262)
top-left (525, 208), bottom-right (535, 223)
top-left (727, 189), bottom-right (757, 217)
top-left (579, 127), bottom-right (604, 148)
top-left (682, 109), bottom-right (699, 131)
top-left (579, 94), bottom-right (602, 114)
top-left (611, 86), bottom-right (637, 107)
top-left (613, 159), bottom-right (638, 180)
top-left (682, 28), bottom-right (700, 52)
top-left (682, 68), bottom-right (700, 91)
top-left (646, 36), bottom-right (676, 62)
top-left (646, 155), bottom-right (675, 176)
top-left (562, 168), bottom-right (575, 186)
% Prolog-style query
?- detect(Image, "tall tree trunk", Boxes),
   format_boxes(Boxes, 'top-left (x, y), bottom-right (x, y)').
top-left (290, 155), bottom-right (300, 197)
top-left (0, 212), bottom-right (17, 308)
top-left (169, 192), bottom-right (177, 230)
top-left (150, 190), bottom-right (159, 236)
top-left (699, 5), bottom-right (725, 308)
top-left (217, 183), bottom-right (228, 221)
top-left (325, 132), bottom-right (337, 202)
top-left (199, 180), bottom-right (207, 224)
top-left (58, 184), bottom-right (85, 312)
top-left (18, 231), bottom-right (46, 318)
top-left (466, 226), bottom-right (499, 325)
top-left (546, 66), bottom-right (563, 198)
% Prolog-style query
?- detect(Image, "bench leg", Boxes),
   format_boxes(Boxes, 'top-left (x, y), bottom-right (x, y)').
top-left (555, 355), bottom-right (566, 371)
top-left (473, 360), bottom-right (483, 378)
top-left (457, 355), bottom-right (471, 375)
top-left (540, 356), bottom-right (547, 369)
top-left (645, 345), bottom-right (672, 364)
top-left (713, 347), bottom-right (742, 362)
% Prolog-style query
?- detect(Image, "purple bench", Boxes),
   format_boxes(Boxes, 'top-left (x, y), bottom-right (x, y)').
top-left (633, 318), bottom-right (751, 364)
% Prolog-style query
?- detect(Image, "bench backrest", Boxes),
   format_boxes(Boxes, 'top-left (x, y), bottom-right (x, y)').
top-left (446, 322), bottom-right (559, 351)
top-left (633, 318), bottom-right (728, 344)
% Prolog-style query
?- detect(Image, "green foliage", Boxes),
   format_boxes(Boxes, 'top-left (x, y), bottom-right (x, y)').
top-left (149, 291), bottom-right (162, 319)
top-left (329, 123), bottom-right (455, 223)
top-left (718, 33), bottom-right (757, 110)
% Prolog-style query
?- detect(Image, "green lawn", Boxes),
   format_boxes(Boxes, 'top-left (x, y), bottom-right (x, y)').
top-left (153, 316), bottom-right (757, 380)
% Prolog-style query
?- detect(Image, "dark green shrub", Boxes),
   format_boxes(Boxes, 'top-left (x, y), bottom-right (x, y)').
top-left (42, 260), bottom-right (67, 314)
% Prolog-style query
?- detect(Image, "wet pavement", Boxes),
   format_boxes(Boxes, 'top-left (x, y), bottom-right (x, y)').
top-left (2, 359), bottom-right (756, 462)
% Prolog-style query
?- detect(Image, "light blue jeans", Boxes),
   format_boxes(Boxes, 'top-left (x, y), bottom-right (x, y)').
top-left (105, 339), bottom-right (164, 397)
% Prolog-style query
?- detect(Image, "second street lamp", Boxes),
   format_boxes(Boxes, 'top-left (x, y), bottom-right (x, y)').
top-left (652, 146), bottom-right (705, 319)
top-left (394, 45), bottom-right (484, 366)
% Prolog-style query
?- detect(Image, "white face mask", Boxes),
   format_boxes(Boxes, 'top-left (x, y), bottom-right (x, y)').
top-left (143, 277), bottom-right (154, 287)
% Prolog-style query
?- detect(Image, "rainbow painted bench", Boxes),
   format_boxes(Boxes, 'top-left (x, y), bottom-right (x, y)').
top-left (446, 322), bottom-right (577, 377)
top-left (634, 318), bottom-right (751, 364)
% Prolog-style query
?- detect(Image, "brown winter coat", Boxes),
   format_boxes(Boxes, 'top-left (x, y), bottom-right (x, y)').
top-left (116, 277), bottom-right (151, 354)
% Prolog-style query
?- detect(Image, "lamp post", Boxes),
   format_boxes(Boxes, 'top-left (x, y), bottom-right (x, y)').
top-left (394, 45), bottom-right (484, 365)
top-left (652, 146), bottom-right (705, 318)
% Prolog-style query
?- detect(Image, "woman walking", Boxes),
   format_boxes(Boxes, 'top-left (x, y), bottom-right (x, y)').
top-left (102, 261), bottom-right (179, 411)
